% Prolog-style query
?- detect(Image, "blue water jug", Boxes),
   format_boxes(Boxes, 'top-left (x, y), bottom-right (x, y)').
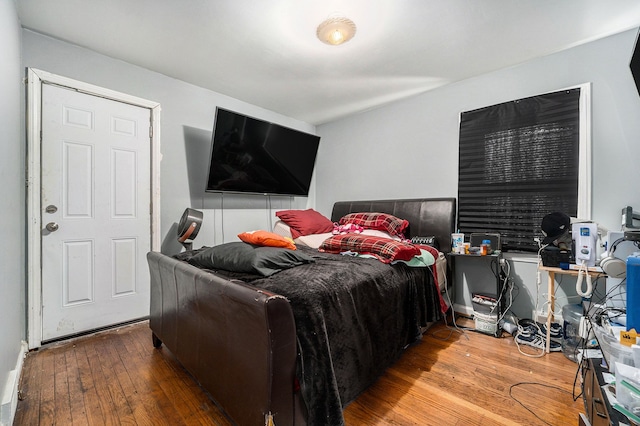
top-left (627, 254), bottom-right (640, 332)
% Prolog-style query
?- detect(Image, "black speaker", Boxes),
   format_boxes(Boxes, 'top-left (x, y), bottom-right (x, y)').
top-left (631, 30), bottom-right (640, 96)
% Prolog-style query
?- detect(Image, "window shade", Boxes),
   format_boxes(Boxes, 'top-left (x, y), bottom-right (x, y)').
top-left (458, 89), bottom-right (580, 252)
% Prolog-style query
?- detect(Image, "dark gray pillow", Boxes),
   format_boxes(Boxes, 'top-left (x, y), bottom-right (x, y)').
top-left (188, 242), bottom-right (314, 276)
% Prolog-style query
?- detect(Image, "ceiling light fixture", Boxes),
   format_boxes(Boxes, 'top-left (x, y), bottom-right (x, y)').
top-left (316, 16), bottom-right (356, 46)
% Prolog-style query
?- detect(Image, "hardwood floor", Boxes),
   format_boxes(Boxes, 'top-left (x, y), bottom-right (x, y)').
top-left (14, 318), bottom-right (584, 425)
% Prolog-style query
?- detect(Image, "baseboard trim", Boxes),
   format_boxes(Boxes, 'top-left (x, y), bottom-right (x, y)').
top-left (0, 341), bottom-right (28, 426)
top-left (453, 303), bottom-right (474, 317)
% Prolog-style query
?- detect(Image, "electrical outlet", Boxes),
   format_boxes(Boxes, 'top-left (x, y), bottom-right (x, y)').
top-left (533, 310), bottom-right (562, 324)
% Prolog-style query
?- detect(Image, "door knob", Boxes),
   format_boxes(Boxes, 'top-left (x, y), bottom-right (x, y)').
top-left (45, 222), bottom-right (59, 232)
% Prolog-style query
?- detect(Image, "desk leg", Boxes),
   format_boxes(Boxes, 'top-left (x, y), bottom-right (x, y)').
top-left (546, 271), bottom-right (555, 354)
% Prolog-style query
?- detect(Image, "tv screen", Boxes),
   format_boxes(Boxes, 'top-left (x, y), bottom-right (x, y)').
top-left (205, 108), bottom-right (321, 196)
top-left (631, 29), bottom-right (640, 96)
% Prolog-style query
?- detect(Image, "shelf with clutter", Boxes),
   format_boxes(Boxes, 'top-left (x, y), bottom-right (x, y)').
top-left (448, 232), bottom-right (508, 337)
top-left (539, 207), bottom-right (640, 425)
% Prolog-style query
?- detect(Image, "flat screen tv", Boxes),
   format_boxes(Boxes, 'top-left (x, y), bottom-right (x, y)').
top-left (205, 108), bottom-right (321, 196)
top-left (631, 29), bottom-right (640, 96)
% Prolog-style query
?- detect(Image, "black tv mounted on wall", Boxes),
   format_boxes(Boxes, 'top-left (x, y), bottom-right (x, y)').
top-left (631, 29), bottom-right (640, 96)
top-left (205, 107), bottom-right (321, 196)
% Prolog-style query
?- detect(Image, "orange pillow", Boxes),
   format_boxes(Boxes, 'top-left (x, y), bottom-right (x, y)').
top-left (237, 230), bottom-right (296, 250)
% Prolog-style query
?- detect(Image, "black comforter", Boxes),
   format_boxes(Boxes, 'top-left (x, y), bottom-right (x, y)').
top-left (178, 246), bottom-right (441, 426)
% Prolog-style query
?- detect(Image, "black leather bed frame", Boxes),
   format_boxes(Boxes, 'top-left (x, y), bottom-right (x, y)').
top-left (147, 197), bottom-right (456, 425)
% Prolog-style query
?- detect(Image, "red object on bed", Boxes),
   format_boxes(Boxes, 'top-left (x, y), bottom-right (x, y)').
top-left (275, 209), bottom-right (334, 239)
top-left (339, 212), bottom-right (409, 238)
top-left (319, 234), bottom-right (421, 263)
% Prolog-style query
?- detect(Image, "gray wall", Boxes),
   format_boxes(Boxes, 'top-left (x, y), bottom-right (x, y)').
top-left (21, 29), bottom-right (318, 253)
top-left (0, 0), bottom-right (25, 415)
top-left (316, 29), bottom-right (640, 320)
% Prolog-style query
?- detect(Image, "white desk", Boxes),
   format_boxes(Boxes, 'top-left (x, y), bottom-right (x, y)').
top-left (538, 266), bottom-right (605, 353)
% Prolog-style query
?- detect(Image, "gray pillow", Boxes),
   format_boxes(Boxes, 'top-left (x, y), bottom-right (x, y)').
top-left (188, 242), bottom-right (314, 276)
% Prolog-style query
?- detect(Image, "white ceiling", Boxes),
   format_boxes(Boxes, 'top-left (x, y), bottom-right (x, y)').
top-left (17, 0), bottom-right (640, 125)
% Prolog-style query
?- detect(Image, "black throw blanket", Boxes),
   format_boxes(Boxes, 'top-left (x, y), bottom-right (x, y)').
top-left (177, 246), bottom-right (442, 426)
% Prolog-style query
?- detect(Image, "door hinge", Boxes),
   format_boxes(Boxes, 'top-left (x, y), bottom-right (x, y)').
top-left (149, 126), bottom-right (153, 139)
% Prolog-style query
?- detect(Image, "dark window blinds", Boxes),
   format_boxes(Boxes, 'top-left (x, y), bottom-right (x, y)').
top-left (458, 89), bottom-right (581, 252)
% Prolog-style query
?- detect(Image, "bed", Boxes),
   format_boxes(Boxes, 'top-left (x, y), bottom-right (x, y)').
top-left (147, 198), bottom-right (456, 426)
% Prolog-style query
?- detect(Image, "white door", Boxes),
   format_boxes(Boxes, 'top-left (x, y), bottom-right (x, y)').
top-left (40, 83), bottom-right (152, 342)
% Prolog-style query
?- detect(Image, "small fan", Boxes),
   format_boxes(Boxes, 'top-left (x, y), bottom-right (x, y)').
top-left (177, 208), bottom-right (203, 250)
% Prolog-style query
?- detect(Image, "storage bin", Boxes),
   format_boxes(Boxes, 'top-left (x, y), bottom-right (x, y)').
top-left (474, 311), bottom-right (498, 335)
top-left (633, 344), bottom-right (640, 368)
top-left (593, 322), bottom-right (635, 371)
top-left (615, 362), bottom-right (640, 414)
top-left (562, 303), bottom-right (583, 362)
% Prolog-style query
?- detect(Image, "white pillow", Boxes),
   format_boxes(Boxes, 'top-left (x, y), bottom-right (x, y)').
top-left (295, 232), bottom-right (333, 249)
top-left (272, 220), bottom-right (293, 238)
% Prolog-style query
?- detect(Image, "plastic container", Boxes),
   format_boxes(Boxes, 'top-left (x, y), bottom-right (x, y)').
top-left (474, 311), bottom-right (498, 335)
top-left (562, 304), bottom-right (584, 362)
top-left (616, 362), bottom-right (640, 413)
top-left (633, 344), bottom-right (640, 368)
top-left (593, 322), bottom-right (635, 371)
top-left (482, 239), bottom-right (491, 255)
top-left (628, 254), bottom-right (640, 332)
top-left (451, 233), bottom-right (464, 253)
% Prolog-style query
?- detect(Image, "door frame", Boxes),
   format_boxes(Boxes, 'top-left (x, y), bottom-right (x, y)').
top-left (26, 68), bottom-right (161, 349)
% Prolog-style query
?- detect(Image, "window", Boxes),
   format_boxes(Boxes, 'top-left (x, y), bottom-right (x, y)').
top-left (457, 85), bottom-right (591, 252)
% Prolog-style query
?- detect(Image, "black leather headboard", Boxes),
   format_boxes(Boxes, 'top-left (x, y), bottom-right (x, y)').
top-left (331, 198), bottom-right (457, 253)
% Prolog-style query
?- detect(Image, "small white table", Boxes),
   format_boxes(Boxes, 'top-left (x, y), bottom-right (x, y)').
top-left (538, 266), bottom-right (605, 353)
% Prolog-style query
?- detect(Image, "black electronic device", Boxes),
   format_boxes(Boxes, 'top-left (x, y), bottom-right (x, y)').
top-left (176, 208), bottom-right (203, 251)
top-left (631, 29), bottom-right (640, 97)
top-left (625, 230), bottom-right (640, 242)
top-left (411, 235), bottom-right (439, 250)
top-left (541, 245), bottom-right (573, 267)
top-left (205, 107), bottom-right (321, 196)
top-left (469, 232), bottom-right (501, 251)
top-left (471, 293), bottom-right (498, 310)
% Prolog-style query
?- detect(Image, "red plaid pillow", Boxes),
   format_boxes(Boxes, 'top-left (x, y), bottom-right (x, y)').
top-left (339, 212), bottom-right (409, 239)
top-left (319, 234), bottom-right (420, 264)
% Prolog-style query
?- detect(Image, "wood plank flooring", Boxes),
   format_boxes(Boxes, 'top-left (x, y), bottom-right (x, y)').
top-left (14, 317), bottom-right (584, 425)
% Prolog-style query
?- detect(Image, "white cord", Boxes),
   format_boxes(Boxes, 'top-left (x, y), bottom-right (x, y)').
top-left (492, 259), bottom-right (513, 323)
top-left (535, 242), bottom-right (547, 317)
top-left (514, 324), bottom-right (546, 358)
top-left (266, 195), bottom-right (273, 231)
top-left (496, 279), bottom-right (514, 323)
top-left (514, 243), bottom-right (547, 358)
top-left (221, 192), bottom-right (225, 243)
top-left (576, 259), bottom-right (593, 298)
top-left (437, 257), bottom-right (469, 340)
